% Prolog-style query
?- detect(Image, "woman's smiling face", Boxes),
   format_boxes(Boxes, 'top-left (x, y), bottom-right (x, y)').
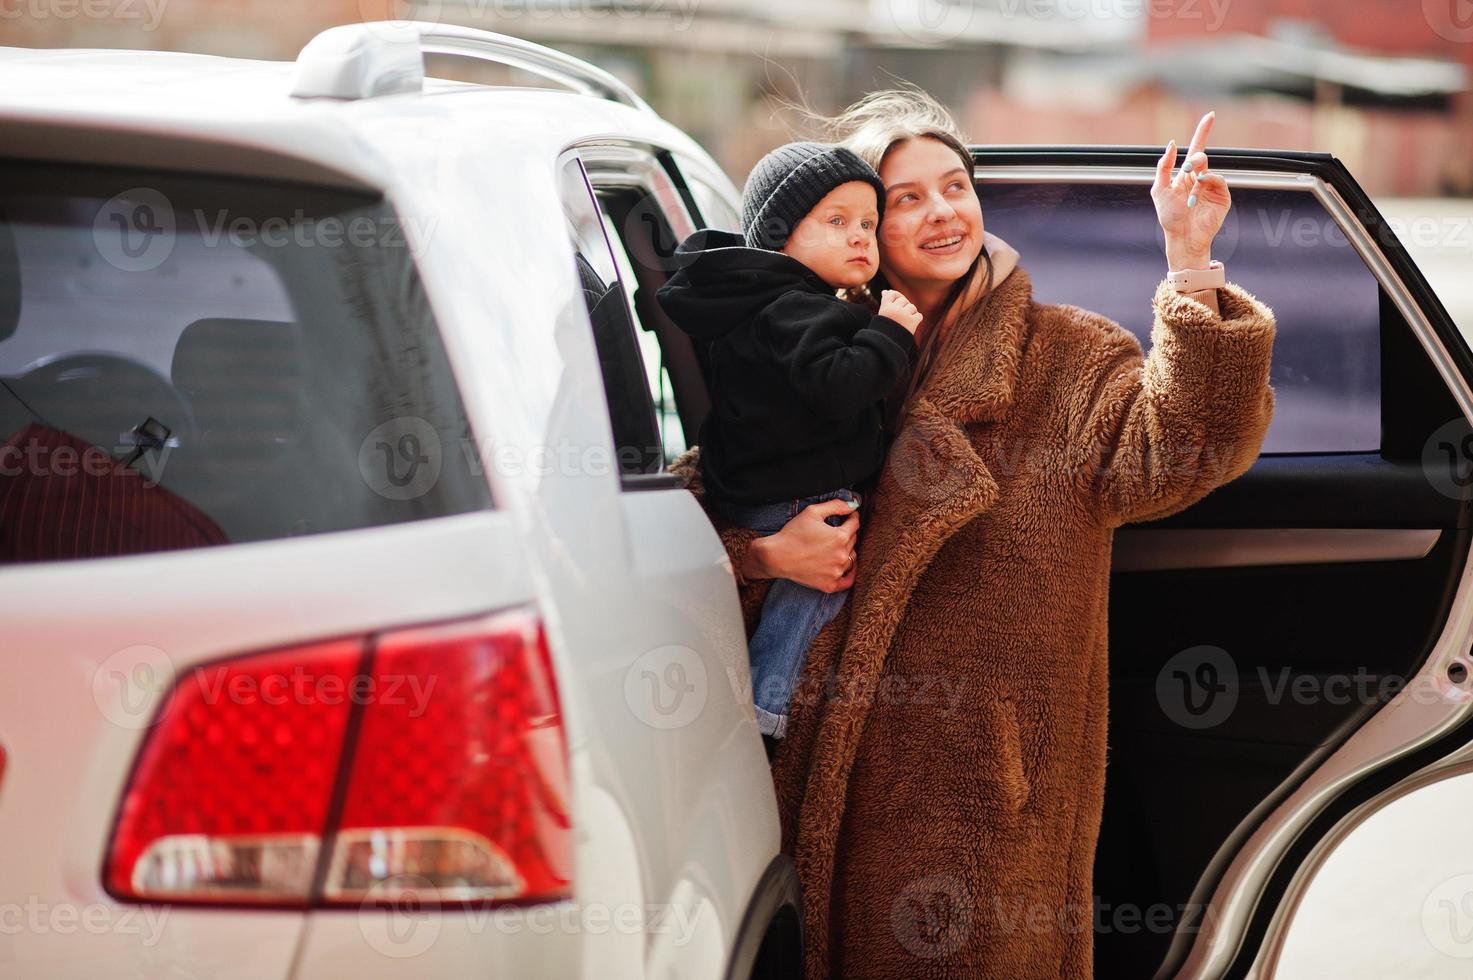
top-left (877, 136), bottom-right (984, 293)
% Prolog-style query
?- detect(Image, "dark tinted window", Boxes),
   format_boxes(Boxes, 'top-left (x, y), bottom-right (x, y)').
top-left (981, 181), bottom-right (1380, 454)
top-left (594, 191), bottom-right (688, 464)
top-left (0, 163), bottom-right (489, 564)
top-left (558, 155), bottom-right (663, 479)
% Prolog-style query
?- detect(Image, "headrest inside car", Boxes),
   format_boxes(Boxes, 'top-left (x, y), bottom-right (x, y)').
top-left (171, 317), bottom-right (302, 404)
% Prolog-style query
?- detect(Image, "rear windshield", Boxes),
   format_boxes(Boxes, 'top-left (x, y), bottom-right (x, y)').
top-left (0, 162), bottom-right (489, 564)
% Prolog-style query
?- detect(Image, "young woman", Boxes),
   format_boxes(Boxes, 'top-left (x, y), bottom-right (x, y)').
top-left (675, 91), bottom-right (1275, 979)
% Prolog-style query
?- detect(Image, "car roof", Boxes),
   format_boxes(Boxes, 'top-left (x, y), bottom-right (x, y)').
top-left (0, 43), bottom-right (719, 192)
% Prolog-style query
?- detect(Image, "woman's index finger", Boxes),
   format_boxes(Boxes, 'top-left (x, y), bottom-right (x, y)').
top-left (1187, 111), bottom-right (1216, 157)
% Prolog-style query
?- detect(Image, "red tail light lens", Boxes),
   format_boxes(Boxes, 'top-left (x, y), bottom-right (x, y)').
top-left (106, 641), bottom-right (360, 903)
top-left (104, 609), bottom-right (571, 908)
top-left (326, 611), bottom-right (572, 903)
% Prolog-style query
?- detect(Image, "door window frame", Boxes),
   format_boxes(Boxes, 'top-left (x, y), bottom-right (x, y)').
top-left (555, 149), bottom-right (676, 492)
top-left (576, 140), bottom-right (713, 471)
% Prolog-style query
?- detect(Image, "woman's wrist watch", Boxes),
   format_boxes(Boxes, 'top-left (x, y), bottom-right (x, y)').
top-left (1167, 259), bottom-right (1225, 293)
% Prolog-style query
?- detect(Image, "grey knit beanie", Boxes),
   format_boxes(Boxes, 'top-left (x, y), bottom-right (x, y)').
top-left (741, 142), bottom-right (887, 251)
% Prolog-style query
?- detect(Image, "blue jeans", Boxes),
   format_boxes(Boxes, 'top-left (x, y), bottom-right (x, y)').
top-left (714, 487), bottom-right (859, 738)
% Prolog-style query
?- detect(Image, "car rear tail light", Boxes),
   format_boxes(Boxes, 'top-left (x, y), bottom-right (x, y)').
top-left (106, 641), bottom-right (360, 903)
top-left (325, 614), bottom-right (571, 904)
top-left (105, 609), bottom-right (571, 908)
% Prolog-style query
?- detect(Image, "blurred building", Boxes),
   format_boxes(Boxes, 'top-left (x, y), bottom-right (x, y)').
top-left (0, 0), bottom-right (1468, 195)
top-left (1145, 0), bottom-right (1471, 194)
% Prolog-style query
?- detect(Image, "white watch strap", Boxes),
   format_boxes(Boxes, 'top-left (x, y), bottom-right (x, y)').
top-left (1167, 260), bottom-right (1225, 293)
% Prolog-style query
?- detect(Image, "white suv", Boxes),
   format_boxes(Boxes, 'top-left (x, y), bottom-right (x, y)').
top-left (7, 19), bottom-right (1473, 980)
top-left (0, 23), bottom-right (796, 980)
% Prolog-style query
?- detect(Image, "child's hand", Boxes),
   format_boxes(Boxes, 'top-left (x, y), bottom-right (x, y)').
top-left (879, 290), bottom-right (923, 334)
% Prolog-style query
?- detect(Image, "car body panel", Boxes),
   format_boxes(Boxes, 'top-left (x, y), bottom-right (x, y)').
top-left (0, 513), bottom-right (532, 974)
top-left (0, 38), bottom-right (776, 980)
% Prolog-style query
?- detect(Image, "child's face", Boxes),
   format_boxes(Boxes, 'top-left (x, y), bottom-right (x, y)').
top-left (779, 181), bottom-right (880, 290)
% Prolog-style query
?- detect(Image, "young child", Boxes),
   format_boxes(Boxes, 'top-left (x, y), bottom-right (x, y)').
top-left (657, 141), bottom-right (922, 743)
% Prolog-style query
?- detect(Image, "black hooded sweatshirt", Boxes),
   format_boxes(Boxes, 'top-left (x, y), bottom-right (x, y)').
top-left (656, 230), bottom-right (916, 505)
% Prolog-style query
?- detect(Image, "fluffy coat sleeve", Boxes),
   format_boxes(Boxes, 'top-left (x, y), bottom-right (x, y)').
top-left (1074, 280), bottom-right (1277, 528)
top-left (760, 291), bottom-right (916, 421)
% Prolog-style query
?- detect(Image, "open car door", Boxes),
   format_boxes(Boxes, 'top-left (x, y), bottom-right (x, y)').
top-left (974, 146), bottom-right (1473, 978)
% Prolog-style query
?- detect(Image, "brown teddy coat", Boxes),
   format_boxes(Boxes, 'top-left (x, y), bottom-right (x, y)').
top-left (671, 267), bottom-right (1276, 979)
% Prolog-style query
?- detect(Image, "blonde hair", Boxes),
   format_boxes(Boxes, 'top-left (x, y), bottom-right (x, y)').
top-left (821, 87), bottom-right (969, 172)
top-left (821, 87), bottom-right (994, 426)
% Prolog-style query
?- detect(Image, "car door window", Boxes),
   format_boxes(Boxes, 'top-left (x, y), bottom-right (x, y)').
top-left (584, 155), bottom-right (707, 468)
top-left (980, 181), bottom-right (1380, 454)
top-left (595, 202), bottom-right (687, 462)
top-left (557, 154), bottom-right (663, 481)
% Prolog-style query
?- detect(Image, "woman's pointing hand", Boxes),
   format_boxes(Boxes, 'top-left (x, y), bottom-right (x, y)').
top-left (1152, 110), bottom-right (1231, 273)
